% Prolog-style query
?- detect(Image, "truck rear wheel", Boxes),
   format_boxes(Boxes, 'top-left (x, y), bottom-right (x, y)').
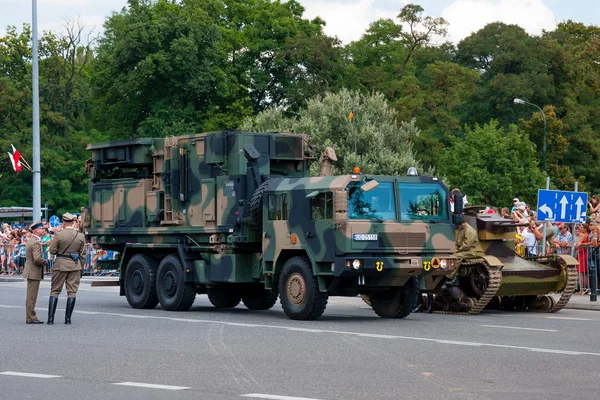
top-left (279, 256), bottom-right (328, 320)
top-left (370, 276), bottom-right (419, 318)
top-left (242, 287), bottom-right (279, 310)
top-left (124, 254), bottom-right (159, 309)
top-left (208, 287), bottom-right (241, 308)
top-left (156, 254), bottom-right (196, 311)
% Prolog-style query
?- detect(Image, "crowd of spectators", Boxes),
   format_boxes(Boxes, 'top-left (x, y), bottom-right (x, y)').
top-left (495, 196), bottom-right (600, 294)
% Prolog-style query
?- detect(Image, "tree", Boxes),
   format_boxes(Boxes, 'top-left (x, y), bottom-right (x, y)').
top-left (440, 120), bottom-right (545, 207)
top-left (456, 23), bottom-right (555, 126)
top-left (242, 89), bottom-right (432, 177)
top-left (397, 4), bottom-right (448, 80)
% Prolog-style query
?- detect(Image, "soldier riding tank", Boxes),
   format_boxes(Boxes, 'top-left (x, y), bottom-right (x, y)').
top-left (422, 194), bottom-right (578, 314)
top-left (83, 130), bottom-right (457, 320)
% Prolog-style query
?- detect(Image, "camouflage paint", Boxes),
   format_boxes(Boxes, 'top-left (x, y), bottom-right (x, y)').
top-left (85, 130), bottom-right (457, 302)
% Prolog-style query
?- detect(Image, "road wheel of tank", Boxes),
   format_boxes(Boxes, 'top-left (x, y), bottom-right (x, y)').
top-left (370, 276), bottom-right (419, 318)
top-left (242, 287), bottom-right (279, 310)
top-left (156, 254), bottom-right (196, 311)
top-left (124, 254), bottom-right (159, 309)
top-left (249, 180), bottom-right (271, 229)
top-left (279, 256), bottom-right (328, 320)
top-left (465, 264), bottom-right (489, 297)
top-left (208, 287), bottom-right (241, 308)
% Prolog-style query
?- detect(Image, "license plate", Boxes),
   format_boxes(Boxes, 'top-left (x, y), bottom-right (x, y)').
top-left (353, 233), bottom-right (378, 241)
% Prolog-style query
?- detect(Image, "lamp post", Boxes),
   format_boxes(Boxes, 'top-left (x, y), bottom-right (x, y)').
top-left (514, 98), bottom-right (546, 172)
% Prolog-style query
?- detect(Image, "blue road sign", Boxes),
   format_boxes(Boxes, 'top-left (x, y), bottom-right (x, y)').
top-left (536, 190), bottom-right (588, 223)
top-left (49, 215), bottom-right (60, 228)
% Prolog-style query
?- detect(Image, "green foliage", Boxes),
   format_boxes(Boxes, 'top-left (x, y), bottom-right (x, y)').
top-left (440, 120), bottom-right (545, 207)
top-left (243, 89), bottom-right (432, 177)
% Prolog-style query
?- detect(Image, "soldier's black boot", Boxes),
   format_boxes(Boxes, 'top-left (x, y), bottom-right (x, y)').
top-left (65, 298), bottom-right (76, 325)
top-left (47, 296), bottom-right (58, 325)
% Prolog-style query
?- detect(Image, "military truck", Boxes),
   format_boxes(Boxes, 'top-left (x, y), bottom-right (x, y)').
top-left (84, 130), bottom-right (456, 320)
top-left (422, 198), bottom-right (578, 314)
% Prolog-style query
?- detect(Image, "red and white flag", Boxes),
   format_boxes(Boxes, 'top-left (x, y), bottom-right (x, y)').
top-left (8, 144), bottom-right (23, 172)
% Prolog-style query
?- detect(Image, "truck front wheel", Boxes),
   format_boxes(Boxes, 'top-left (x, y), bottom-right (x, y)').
top-left (156, 254), bottom-right (196, 311)
top-left (124, 254), bottom-right (159, 309)
top-left (279, 256), bottom-right (328, 320)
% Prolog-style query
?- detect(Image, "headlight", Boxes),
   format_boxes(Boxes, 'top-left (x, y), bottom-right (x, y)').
top-left (440, 259), bottom-right (447, 269)
top-left (352, 259), bottom-right (361, 270)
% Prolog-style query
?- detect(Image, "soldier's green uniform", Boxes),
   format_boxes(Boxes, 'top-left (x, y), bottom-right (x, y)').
top-left (47, 212), bottom-right (86, 325)
top-left (23, 221), bottom-right (48, 324)
top-left (448, 221), bottom-right (481, 278)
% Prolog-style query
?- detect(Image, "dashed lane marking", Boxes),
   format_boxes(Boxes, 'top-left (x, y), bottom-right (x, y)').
top-left (546, 316), bottom-right (593, 321)
top-left (113, 382), bottom-right (190, 390)
top-left (2, 303), bottom-right (600, 357)
top-left (481, 325), bottom-right (558, 332)
top-left (241, 394), bottom-right (324, 400)
top-left (0, 371), bottom-right (61, 379)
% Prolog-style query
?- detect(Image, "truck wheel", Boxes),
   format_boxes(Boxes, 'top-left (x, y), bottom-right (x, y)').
top-left (370, 277), bottom-right (419, 318)
top-left (279, 256), bottom-right (328, 320)
top-left (156, 254), bottom-right (196, 311)
top-left (208, 287), bottom-right (241, 308)
top-left (242, 287), bottom-right (279, 310)
top-left (124, 254), bottom-right (159, 309)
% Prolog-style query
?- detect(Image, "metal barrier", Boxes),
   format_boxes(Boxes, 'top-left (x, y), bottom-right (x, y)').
top-left (575, 246), bottom-right (599, 299)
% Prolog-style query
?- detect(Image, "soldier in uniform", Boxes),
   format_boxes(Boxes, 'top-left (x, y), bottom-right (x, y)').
top-left (47, 212), bottom-right (86, 325)
top-left (23, 221), bottom-right (48, 324)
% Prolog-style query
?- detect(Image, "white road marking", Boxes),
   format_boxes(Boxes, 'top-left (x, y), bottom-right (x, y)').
top-left (113, 382), bottom-right (190, 390)
top-left (2, 303), bottom-right (599, 357)
top-left (481, 325), bottom-right (558, 332)
top-left (241, 394), bottom-right (324, 400)
top-left (0, 305), bottom-right (21, 309)
top-left (0, 371), bottom-right (61, 379)
top-left (546, 316), bottom-right (593, 321)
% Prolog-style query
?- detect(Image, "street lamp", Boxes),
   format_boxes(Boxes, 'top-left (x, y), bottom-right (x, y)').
top-left (514, 98), bottom-right (547, 172)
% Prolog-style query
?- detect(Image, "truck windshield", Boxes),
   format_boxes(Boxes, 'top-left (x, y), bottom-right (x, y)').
top-left (398, 183), bottom-right (448, 221)
top-left (347, 181), bottom-right (396, 221)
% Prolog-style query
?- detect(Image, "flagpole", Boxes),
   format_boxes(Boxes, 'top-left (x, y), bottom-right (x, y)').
top-left (32, 0), bottom-right (42, 221)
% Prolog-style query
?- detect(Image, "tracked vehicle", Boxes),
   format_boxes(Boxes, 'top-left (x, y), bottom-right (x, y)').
top-left (84, 130), bottom-right (457, 320)
top-left (424, 201), bottom-right (578, 314)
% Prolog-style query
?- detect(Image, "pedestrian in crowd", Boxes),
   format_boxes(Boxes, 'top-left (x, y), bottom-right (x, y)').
top-left (511, 198), bottom-right (520, 212)
top-left (47, 212), bottom-right (86, 325)
top-left (23, 221), bottom-right (48, 324)
top-left (553, 223), bottom-right (573, 254)
top-left (575, 224), bottom-right (590, 292)
top-left (589, 195), bottom-right (600, 214)
top-left (501, 207), bottom-right (510, 218)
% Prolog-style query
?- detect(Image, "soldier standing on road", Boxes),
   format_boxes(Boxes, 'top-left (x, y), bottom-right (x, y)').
top-left (23, 221), bottom-right (48, 324)
top-left (47, 213), bottom-right (86, 325)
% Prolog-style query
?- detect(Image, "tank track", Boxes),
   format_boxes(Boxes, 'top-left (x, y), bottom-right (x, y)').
top-left (432, 262), bottom-right (502, 315)
top-left (537, 262), bottom-right (577, 313)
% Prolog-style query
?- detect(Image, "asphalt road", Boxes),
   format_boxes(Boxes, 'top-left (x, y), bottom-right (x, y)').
top-left (1, 280), bottom-right (599, 400)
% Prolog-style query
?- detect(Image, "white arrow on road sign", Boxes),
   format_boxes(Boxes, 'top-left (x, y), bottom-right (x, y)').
top-left (575, 196), bottom-right (585, 221)
top-left (539, 204), bottom-right (553, 219)
top-left (559, 195), bottom-right (568, 219)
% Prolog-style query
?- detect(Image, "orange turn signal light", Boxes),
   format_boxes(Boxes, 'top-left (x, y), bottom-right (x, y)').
top-left (291, 234), bottom-right (297, 244)
top-left (353, 167), bottom-right (360, 174)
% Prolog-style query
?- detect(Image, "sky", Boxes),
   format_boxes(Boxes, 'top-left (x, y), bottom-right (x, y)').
top-left (0, 0), bottom-right (599, 44)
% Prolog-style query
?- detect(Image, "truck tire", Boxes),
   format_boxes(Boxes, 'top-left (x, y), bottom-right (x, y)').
top-left (279, 256), bottom-right (328, 320)
top-left (369, 277), bottom-right (419, 318)
top-left (249, 180), bottom-right (270, 229)
top-left (124, 254), bottom-right (159, 309)
top-left (156, 254), bottom-right (196, 311)
top-left (208, 287), bottom-right (241, 308)
top-left (242, 287), bottom-right (279, 310)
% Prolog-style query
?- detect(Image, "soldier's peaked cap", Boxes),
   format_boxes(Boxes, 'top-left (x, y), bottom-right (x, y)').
top-left (62, 212), bottom-right (76, 222)
top-left (30, 220), bottom-right (45, 230)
